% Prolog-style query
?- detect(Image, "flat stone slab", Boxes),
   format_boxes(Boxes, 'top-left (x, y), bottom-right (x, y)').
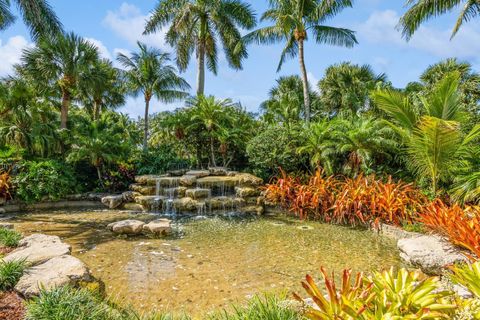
top-left (0, 222), bottom-right (14, 229)
top-left (4, 234), bottom-right (71, 266)
top-left (398, 234), bottom-right (468, 275)
top-left (185, 170), bottom-right (210, 178)
top-left (143, 219), bottom-right (172, 235)
top-left (107, 220), bottom-right (145, 235)
top-left (235, 186), bottom-right (260, 197)
top-left (185, 188), bottom-right (211, 199)
top-left (15, 255), bottom-right (91, 298)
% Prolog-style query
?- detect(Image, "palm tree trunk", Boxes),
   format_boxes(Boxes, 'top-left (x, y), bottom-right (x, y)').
top-left (60, 90), bottom-right (70, 129)
top-left (210, 135), bottom-right (217, 167)
top-left (196, 42), bottom-right (206, 96)
top-left (298, 39), bottom-right (311, 123)
top-left (93, 100), bottom-right (100, 120)
top-left (96, 165), bottom-right (104, 188)
top-left (143, 95), bottom-right (151, 151)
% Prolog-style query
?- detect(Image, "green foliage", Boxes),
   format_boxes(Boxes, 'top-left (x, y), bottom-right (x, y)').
top-left (209, 294), bottom-right (301, 320)
top-left (13, 160), bottom-right (78, 203)
top-left (450, 261), bottom-right (480, 299)
top-left (0, 259), bottom-right (26, 291)
top-left (0, 228), bottom-right (22, 247)
top-left (26, 286), bottom-right (117, 320)
top-left (246, 124), bottom-right (307, 179)
top-left (134, 146), bottom-right (191, 175)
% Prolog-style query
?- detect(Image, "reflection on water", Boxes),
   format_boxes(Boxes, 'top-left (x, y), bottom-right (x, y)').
top-left (10, 210), bottom-right (402, 316)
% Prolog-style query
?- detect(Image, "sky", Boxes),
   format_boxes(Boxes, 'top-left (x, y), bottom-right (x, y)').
top-left (1, 0), bottom-right (479, 118)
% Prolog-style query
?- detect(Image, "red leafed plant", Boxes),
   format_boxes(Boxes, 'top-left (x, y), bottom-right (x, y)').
top-left (418, 199), bottom-right (480, 259)
top-left (264, 170), bottom-right (426, 226)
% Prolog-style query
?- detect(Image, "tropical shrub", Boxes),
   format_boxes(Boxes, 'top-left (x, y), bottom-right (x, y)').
top-left (134, 146), bottom-right (191, 175)
top-left (296, 267), bottom-right (456, 319)
top-left (0, 168), bottom-right (12, 201)
top-left (0, 229), bottom-right (22, 247)
top-left (450, 260), bottom-right (480, 298)
top-left (13, 160), bottom-right (78, 203)
top-left (247, 125), bottom-right (307, 180)
top-left (265, 170), bottom-right (426, 226)
top-left (0, 260), bottom-right (26, 291)
top-left (102, 164), bottom-right (136, 193)
top-left (418, 200), bottom-right (480, 259)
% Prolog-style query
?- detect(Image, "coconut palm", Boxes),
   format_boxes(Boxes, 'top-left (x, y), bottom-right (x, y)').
top-left (400, 0), bottom-right (480, 39)
top-left (244, 0), bottom-right (357, 122)
top-left (117, 42), bottom-right (190, 150)
top-left (187, 95), bottom-right (234, 167)
top-left (80, 59), bottom-right (125, 120)
top-left (144, 0), bottom-right (256, 95)
top-left (0, 0), bottom-right (63, 40)
top-left (20, 32), bottom-right (100, 129)
top-left (373, 73), bottom-right (480, 194)
top-left (319, 62), bottom-right (387, 117)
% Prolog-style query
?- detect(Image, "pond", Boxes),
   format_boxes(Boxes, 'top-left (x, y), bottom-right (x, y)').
top-left (9, 210), bottom-right (402, 316)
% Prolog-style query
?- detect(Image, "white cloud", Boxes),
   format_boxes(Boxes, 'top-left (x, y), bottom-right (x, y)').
top-left (0, 36), bottom-right (33, 76)
top-left (102, 2), bottom-right (168, 50)
top-left (357, 10), bottom-right (480, 61)
top-left (85, 37), bottom-right (112, 60)
top-left (307, 72), bottom-right (320, 92)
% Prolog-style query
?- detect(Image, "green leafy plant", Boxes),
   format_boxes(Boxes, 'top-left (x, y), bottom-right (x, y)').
top-left (13, 160), bottom-right (78, 203)
top-left (0, 259), bottom-right (27, 291)
top-left (0, 228), bottom-right (22, 247)
top-left (450, 261), bottom-right (480, 298)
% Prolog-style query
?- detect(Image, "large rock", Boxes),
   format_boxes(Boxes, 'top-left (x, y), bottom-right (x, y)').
top-left (173, 197), bottom-right (198, 211)
top-left (398, 235), bottom-right (468, 275)
top-left (135, 196), bottom-right (164, 211)
top-left (143, 219), bottom-right (172, 235)
top-left (209, 167), bottom-right (228, 176)
top-left (185, 188), bottom-right (211, 199)
top-left (4, 234), bottom-right (71, 266)
top-left (135, 175), bottom-right (165, 185)
top-left (179, 175), bottom-right (197, 187)
top-left (235, 173), bottom-right (263, 187)
top-left (0, 222), bottom-right (13, 229)
top-left (197, 176), bottom-right (239, 188)
top-left (15, 255), bottom-right (91, 298)
top-left (130, 184), bottom-right (156, 196)
top-left (107, 220), bottom-right (145, 235)
top-left (185, 170), bottom-right (210, 178)
top-left (235, 186), bottom-right (260, 197)
top-left (206, 197), bottom-right (245, 210)
top-left (162, 187), bottom-right (187, 198)
top-left (101, 195), bottom-right (124, 209)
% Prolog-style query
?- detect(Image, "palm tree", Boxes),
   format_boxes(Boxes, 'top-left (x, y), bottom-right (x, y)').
top-left (117, 42), bottom-right (190, 150)
top-left (0, 0), bottom-right (63, 40)
top-left (261, 75), bottom-right (320, 126)
top-left (187, 95), bottom-right (233, 167)
top-left (244, 0), bottom-right (357, 122)
top-left (373, 73), bottom-right (480, 194)
top-left (400, 0), bottom-right (480, 39)
top-left (144, 0), bottom-right (256, 95)
top-left (80, 59), bottom-right (125, 120)
top-left (318, 62), bottom-right (387, 117)
top-left (20, 32), bottom-right (99, 129)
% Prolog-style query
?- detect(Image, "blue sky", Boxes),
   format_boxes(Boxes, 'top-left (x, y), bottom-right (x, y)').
top-left (1, 0), bottom-right (479, 118)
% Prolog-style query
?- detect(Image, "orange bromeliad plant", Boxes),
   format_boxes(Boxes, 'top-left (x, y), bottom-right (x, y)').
top-left (0, 169), bottom-right (12, 201)
top-left (264, 170), bottom-right (426, 227)
top-left (419, 200), bottom-right (480, 259)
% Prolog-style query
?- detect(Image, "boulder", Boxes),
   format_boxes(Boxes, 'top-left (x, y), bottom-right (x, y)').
top-left (185, 170), bottom-right (210, 178)
top-left (197, 176), bottom-right (239, 188)
top-left (168, 169), bottom-right (187, 177)
top-left (122, 191), bottom-right (140, 203)
top-left (107, 220), bottom-right (145, 235)
top-left (180, 175), bottom-right (197, 187)
top-left (398, 235), bottom-right (468, 275)
top-left (130, 184), bottom-right (156, 196)
top-left (162, 187), bottom-right (187, 198)
top-left (156, 177), bottom-right (181, 187)
top-left (173, 197), bottom-right (198, 211)
top-left (143, 219), bottom-right (172, 235)
top-left (122, 203), bottom-right (144, 211)
top-left (235, 173), bottom-right (263, 187)
top-left (240, 205), bottom-right (264, 215)
top-left (185, 188), bottom-right (211, 199)
top-left (209, 167), bottom-right (228, 176)
top-left (4, 234), bottom-right (71, 266)
top-left (135, 196), bottom-right (164, 211)
top-left (15, 255), bottom-right (91, 298)
top-left (235, 187), bottom-right (260, 198)
top-left (206, 197), bottom-right (245, 210)
top-left (0, 208), bottom-right (5, 214)
top-left (101, 195), bottom-right (124, 209)
top-left (135, 175), bottom-right (165, 185)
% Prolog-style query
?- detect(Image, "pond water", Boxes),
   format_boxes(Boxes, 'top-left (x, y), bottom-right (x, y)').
top-left (9, 210), bottom-right (402, 316)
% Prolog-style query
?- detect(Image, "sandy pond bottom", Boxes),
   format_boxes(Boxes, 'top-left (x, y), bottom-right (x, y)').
top-left (9, 210), bottom-right (402, 316)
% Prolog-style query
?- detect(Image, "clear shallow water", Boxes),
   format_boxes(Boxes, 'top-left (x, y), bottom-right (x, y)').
top-left (9, 210), bottom-right (402, 316)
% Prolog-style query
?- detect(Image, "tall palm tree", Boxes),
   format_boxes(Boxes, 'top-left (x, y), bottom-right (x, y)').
top-left (373, 73), bottom-right (480, 194)
top-left (144, 0), bottom-right (256, 96)
top-left (80, 59), bottom-right (125, 120)
top-left (187, 95), bottom-right (233, 167)
top-left (400, 0), bottom-right (480, 39)
top-left (20, 32), bottom-right (99, 129)
top-left (117, 42), bottom-right (190, 150)
top-left (244, 0), bottom-right (357, 122)
top-left (318, 62), bottom-right (387, 117)
top-left (0, 0), bottom-right (63, 40)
